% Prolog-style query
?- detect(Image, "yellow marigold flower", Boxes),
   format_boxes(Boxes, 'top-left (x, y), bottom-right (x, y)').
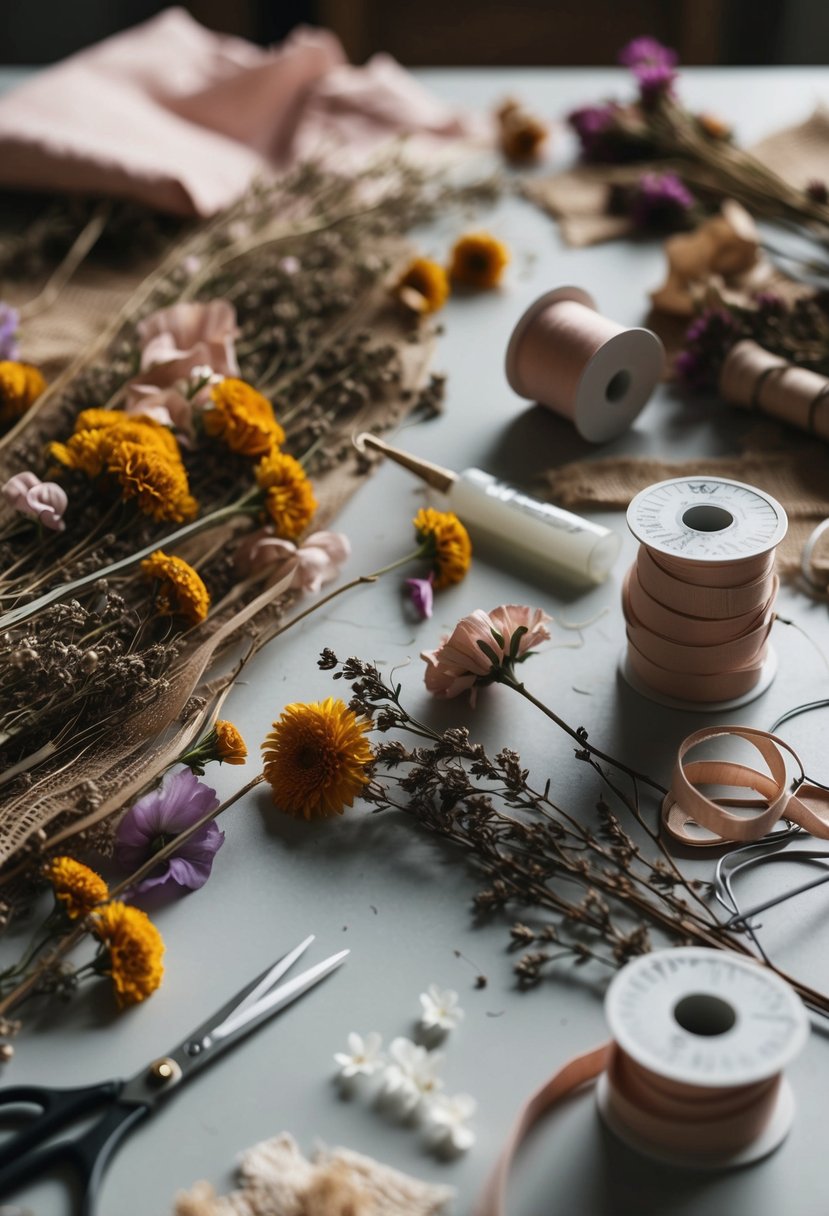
top-left (44, 856), bottom-right (109, 920)
top-left (254, 449), bottom-right (317, 539)
top-left (74, 409), bottom-right (181, 458)
top-left (395, 257), bottom-right (450, 315)
top-left (90, 901), bottom-right (165, 1008)
top-left (413, 507), bottom-right (472, 590)
top-left (0, 361), bottom-right (46, 425)
top-left (108, 442), bottom-right (197, 523)
top-left (448, 232), bottom-right (510, 290)
top-left (50, 412), bottom-right (181, 477)
top-left (261, 697), bottom-right (373, 821)
top-left (203, 378), bottom-right (286, 457)
top-left (141, 549), bottom-right (210, 624)
top-left (215, 720), bottom-right (247, 764)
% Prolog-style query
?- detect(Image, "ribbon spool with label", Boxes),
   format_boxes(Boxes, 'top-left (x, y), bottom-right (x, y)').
top-left (599, 949), bottom-right (808, 1169)
top-left (621, 477), bottom-right (788, 711)
top-left (505, 286), bottom-right (665, 443)
top-left (474, 948), bottom-right (809, 1216)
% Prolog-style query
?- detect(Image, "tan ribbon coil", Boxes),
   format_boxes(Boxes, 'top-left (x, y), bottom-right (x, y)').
top-left (720, 340), bottom-right (829, 440)
top-left (505, 286), bottom-right (665, 443)
top-left (622, 479), bottom-right (787, 707)
top-left (474, 949), bottom-right (808, 1215)
top-left (661, 725), bottom-right (829, 847)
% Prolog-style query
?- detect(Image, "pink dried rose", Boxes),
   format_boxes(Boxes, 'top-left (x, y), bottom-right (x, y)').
top-left (421, 604), bottom-right (551, 704)
top-left (2, 471), bottom-right (68, 531)
top-left (126, 301), bottom-right (239, 434)
top-left (234, 529), bottom-right (350, 592)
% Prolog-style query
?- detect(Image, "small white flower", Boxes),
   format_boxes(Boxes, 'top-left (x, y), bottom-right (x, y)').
top-left (189, 364), bottom-right (223, 387)
top-left (426, 1092), bottom-right (477, 1153)
top-left (334, 1031), bottom-right (384, 1080)
top-left (381, 1036), bottom-right (444, 1113)
top-left (419, 984), bottom-right (465, 1033)
top-left (278, 255), bottom-right (301, 275)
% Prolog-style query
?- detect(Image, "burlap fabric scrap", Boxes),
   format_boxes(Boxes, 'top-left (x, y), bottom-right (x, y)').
top-left (173, 1132), bottom-right (454, 1216)
top-left (544, 430), bottom-right (829, 579)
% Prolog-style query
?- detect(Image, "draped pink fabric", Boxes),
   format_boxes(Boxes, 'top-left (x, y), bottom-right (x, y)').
top-left (0, 8), bottom-right (484, 217)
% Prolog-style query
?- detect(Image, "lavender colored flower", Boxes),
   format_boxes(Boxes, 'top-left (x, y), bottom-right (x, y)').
top-left (114, 767), bottom-right (223, 893)
top-left (636, 63), bottom-right (677, 108)
top-left (0, 303), bottom-right (20, 361)
top-left (405, 573), bottom-right (435, 620)
top-left (630, 172), bottom-right (696, 231)
top-left (618, 37), bottom-right (678, 70)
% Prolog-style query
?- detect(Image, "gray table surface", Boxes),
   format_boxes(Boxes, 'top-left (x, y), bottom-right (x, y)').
top-left (4, 65), bottom-right (829, 1216)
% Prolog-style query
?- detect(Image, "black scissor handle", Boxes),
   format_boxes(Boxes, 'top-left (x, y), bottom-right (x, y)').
top-left (0, 1081), bottom-right (121, 1172)
top-left (0, 1081), bottom-right (149, 1216)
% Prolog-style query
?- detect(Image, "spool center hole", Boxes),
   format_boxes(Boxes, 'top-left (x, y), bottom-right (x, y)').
top-left (605, 369), bottom-right (631, 403)
top-left (673, 993), bottom-right (737, 1037)
top-left (682, 504), bottom-right (734, 533)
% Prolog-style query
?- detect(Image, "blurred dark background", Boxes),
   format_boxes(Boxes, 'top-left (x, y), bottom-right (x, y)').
top-left (2, 0), bottom-right (829, 65)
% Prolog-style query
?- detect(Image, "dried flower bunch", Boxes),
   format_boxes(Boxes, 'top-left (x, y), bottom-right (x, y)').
top-left (0, 155), bottom-right (500, 922)
top-left (569, 36), bottom-right (829, 235)
top-left (316, 645), bottom-right (829, 1016)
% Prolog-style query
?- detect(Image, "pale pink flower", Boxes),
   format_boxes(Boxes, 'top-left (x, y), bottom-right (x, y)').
top-left (2, 471), bottom-right (68, 531)
top-left (136, 300), bottom-right (239, 378)
top-left (422, 604), bottom-right (551, 704)
top-left (124, 384), bottom-right (198, 442)
top-left (235, 529), bottom-right (350, 592)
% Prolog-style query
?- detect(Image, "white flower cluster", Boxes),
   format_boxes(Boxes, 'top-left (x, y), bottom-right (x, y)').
top-left (333, 985), bottom-right (475, 1155)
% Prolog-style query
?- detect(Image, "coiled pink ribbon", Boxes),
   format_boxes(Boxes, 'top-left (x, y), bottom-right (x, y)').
top-left (661, 726), bottom-right (829, 847)
top-left (622, 546), bottom-right (778, 704)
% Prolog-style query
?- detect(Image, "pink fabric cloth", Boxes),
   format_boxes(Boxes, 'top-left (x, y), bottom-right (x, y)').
top-left (0, 9), bottom-right (482, 217)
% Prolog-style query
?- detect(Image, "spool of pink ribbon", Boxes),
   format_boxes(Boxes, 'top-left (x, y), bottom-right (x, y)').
top-left (504, 286), bottom-right (665, 443)
top-left (474, 948), bottom-right (808, 1216)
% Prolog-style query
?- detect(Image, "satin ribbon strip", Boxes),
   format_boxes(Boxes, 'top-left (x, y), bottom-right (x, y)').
top-left (473, 1045), bottom-right (609, 1216)
top-left (473, 1041), bottom-right (786, 1215)
top-left (662, 725), bottom-right (829, 847)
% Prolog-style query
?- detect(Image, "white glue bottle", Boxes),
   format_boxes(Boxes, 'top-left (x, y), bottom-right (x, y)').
top-left (355, 433), bottom-right (621, 585)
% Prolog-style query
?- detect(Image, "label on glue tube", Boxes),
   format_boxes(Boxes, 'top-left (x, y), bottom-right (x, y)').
top-left (449, 468), bottom-right (621, 584)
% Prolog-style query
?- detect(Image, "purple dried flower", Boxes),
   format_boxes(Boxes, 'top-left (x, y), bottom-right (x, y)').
top-left (114, 767), bottom-right (223, 893)
top-left (754, 291), bottom-right (786, 316)
top-left (676, 308), bottom-right (742, 391)
top-left (567, 103), bottom-right (619, 161)
top-left (636, 63), bottom-right (677, 108)
top-left (0, 303), bottom-right (20, 362)
top-left (405, 573), bottom-right (435, 620)
top-left (618, 36), bottom-right (678, 69)
top-left (806, 179), bottom-right (829, 204)
top-left (630, 172), bottom-right (696, 230)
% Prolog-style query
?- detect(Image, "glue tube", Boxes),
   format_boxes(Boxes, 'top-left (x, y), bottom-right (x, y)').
top-left (354, 433), bottom-right (621, 585)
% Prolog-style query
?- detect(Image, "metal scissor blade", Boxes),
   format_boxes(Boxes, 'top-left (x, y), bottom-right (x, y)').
top-left (230, 935), bottom-right (315, 1020)
top-left (211, 949), bottom-right (350, 1042)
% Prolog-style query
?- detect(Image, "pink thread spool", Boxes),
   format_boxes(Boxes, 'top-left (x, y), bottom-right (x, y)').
top-left (505, 286), bottom-right (665, 443)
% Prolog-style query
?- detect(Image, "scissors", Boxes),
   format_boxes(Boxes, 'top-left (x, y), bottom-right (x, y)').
top-left (0, 935), bottom-right (348, 1215)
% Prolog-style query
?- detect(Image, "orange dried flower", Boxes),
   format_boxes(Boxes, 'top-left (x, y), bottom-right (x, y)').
top-left (395, 257), bottom-right (450, 315)
top-left (44, 856), bottom-right (109, 919)
top-left (141, 549), bottom-right (210, 624)
top-left (261, 697), bottom-right (373, 820)
top-left (203, 378), bottom-right (286, 456)
top-left (413, 507), bottom-right (472, 590)
top-left (697, 112), bottom-right (732, 141)
top-left (448, 232), bottom-right (510, 290)
top-left (497, 99), bottom-right (549, 163)
top-left (90, 902), bottom-right (165, 1007)
top-left (0, 361), bottom-right (46, 425)
top-left (107, 442), bottom-right (197, 522)
top-left (254, 449), bottom-right (317, 539)
top-left (215, 720), bottom-right (247, 764)
top-left (50, 411), bottom-right (182, 479)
